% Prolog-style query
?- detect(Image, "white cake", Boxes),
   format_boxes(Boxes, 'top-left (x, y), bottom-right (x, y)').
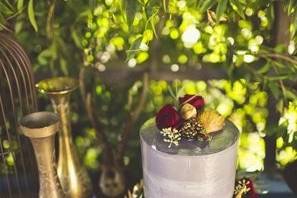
top-left (140, 119), bottom-right (239, 198)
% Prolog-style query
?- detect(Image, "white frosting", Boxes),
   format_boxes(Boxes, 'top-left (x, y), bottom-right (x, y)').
top-left (140, 133), bottom-right (238, 198)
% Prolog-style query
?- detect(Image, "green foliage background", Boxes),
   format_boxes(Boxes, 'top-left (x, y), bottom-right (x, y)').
top-left (1, 0), bottom-right (297, 179)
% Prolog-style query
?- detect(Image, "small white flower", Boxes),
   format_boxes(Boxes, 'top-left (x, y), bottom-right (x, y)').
top-left (160, 127), bottom-right (182, 148)
top-left (182, 25), bottom-right (201, 48)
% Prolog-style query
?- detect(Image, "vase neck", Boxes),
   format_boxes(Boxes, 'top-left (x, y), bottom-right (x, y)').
top-left (50, 93), bottom-right (72, 141)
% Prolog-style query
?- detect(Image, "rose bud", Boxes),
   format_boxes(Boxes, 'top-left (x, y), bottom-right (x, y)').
top-left (179, 94), bottom-right (204, 109)
top-left (180, 103), bottom-right (197, 120)
top-left (156, 104), bottom-right (182, 130)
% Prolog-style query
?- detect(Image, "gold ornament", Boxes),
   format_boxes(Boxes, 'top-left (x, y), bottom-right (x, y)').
top-left (234, 178), bottom-right (253, 198)
top-left (198, 110), bottom-right (225, 134)
top-left (180, 103), bottom-right (197, 120)
top-left (125, 180), bottom-right (144, 198)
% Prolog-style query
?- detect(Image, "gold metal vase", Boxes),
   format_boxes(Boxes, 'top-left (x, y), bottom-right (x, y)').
top-left (36, 77), bottom-right (92, 198)
top-left (19, 111), bottom-right (64, 198)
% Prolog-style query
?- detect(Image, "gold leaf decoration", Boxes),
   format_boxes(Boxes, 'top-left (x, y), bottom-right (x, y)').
top-left (125, 180), bottom-right (144, 198)
top-left (198, 110), bottom-right (225, 134)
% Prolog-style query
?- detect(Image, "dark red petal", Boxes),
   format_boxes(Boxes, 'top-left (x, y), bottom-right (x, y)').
top-left (246, 178), bottom-right (258, 198)
top-left (179, 94), bottom-right (205, 109)
top-left (156, 104), bottom-right (182, 130)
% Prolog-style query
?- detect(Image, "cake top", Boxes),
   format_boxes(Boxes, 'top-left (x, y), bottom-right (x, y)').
top-left (140, 118), bottom-right (239, 155)
top-left (154, 94), bottom-right (227, 148)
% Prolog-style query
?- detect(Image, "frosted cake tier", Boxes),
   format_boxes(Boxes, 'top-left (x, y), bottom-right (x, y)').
top-left (140, 119), bottom-right (239, 198)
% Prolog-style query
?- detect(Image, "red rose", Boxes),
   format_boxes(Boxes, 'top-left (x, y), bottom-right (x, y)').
top-left (245, 178), bottom-right (258, 198)
top-left (156, 104), bottom-right (182, 130)
top-left (179, 94), bottom-right (204, 109)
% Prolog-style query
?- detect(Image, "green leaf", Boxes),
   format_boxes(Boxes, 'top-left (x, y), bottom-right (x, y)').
top-left (15, 21), bottom-right (23, 34)
top-left (0, 2), bottom-right (14, 16)
top-left (176, 86), bottom-right (185, 98)
top-left (268, 81), bottom-right (281, 99)
top-left (257, 63), bottom-right (271, 74)
top-left (285, 88), bottom-right (297, 100)
top-left (288, 0), bottom-right (296, 14)
top-left (168, 85), bottom-right (177, 100)
top-left (216, 0), bottom-right (228, 21)
top-left (126, 36), bottom-right (142, 61)
top-left (126, 0), bottom-right (137, 27)
top-left (0, 13), bottom-right (5, 31)
top-left (71, 28), bottom-right (82, 48)
top-left (3, 0), bottom-right (15, 11)
top-left (37, 48), bottom-right (52, 65)
top-left (28, 0), bottom-right (38, 31)
top-left (199, 0), bottom-right (215, 13)
top-left (17, 0), bottom-right (24, 11)
top-left (162, 0), bottom-right (167, 12)
top-left (150, 19), bottom-right (157, 38)
top-left (60, 58), bottom-right (68, 76)
top-left (266, 74), bottom-right (297, 81)
top-left (229, 0), bottom-right (245, 18)
top-left (0, 12), bottom-right (4, 22)
top-left (267, 2), bottom-right (274, 22)
top-left (149, 8), bottom-right (159, 36)
top-left (291, 14), bottom-right (297, 38)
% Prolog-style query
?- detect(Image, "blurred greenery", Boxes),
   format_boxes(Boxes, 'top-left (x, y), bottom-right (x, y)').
top-left (73, 78), bottom-right (269, 172)
top-left (1, 0), bottom-right (297, 183)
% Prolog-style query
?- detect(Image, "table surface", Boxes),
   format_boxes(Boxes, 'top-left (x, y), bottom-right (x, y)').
top-left (252, 171), bottom-right (296, 198)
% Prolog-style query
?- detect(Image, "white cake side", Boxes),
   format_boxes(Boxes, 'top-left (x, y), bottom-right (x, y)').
top-left (140, 123), bottom-right (238, 198)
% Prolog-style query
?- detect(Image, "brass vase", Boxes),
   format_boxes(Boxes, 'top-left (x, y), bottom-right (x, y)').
top-left (36, 77), bottom-right (92, 198)
top-left (19, 112), bottom-right (64, 198)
